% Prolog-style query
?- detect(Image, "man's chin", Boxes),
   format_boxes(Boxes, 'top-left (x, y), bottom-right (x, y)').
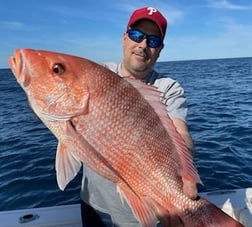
top-left (131, 58), bottom-right (148, 70)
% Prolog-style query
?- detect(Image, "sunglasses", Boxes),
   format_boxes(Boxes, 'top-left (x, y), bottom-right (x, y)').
top-left (127, 29), bottom-right (163, 48)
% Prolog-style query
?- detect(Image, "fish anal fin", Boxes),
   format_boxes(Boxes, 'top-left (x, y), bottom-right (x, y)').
top-left (117, 185), bottom-right (157, 227)
top-left (150, 199), bottom-right (184, 227)
top-left (55, 142), bottom-right (82, 191)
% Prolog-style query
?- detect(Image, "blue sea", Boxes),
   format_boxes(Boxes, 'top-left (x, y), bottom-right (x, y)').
top-left (0, 57), bottom-right (252, 211)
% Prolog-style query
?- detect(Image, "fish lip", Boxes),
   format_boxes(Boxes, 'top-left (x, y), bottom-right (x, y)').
top-left (8, 49), bottom-right (22, 76)
top-left (9, 49), bottom-right (30, 87)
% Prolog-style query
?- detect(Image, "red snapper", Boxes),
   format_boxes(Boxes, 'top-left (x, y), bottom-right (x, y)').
top-left (8, 49), bottom-right (244, 227)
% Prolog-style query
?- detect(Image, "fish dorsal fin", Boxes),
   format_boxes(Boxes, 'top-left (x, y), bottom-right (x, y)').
top-left (125, 78), bottom-right (202, 186)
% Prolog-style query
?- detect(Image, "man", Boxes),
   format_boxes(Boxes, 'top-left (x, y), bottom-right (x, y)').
top-left (80, 6), bottom-right (196, 227)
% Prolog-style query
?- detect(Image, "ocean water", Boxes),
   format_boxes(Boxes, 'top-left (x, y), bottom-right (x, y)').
top-left (0, 57), bottom-right (252, 211)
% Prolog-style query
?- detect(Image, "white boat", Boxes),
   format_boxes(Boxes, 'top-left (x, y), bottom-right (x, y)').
top-left (0, 188), bottom-right (251, 227)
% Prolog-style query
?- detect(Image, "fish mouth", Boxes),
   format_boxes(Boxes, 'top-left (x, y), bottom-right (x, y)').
top-left (8, 49), bottom-right (30, 87)
top-left (8, 49), bottom-right (22, 76)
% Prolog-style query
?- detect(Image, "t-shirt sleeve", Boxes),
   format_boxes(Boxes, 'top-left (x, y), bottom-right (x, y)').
top-left (153, 77), bottom-right (188, 121)
top-left (101, 62), bottom-right (119, 74)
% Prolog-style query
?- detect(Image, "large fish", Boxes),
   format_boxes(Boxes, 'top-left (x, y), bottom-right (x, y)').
top-left (8, 49), bottom-right (244, 227)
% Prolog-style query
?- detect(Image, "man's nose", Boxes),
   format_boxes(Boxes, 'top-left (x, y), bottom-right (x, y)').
top-left (138, 38), bottom-right (148, 48)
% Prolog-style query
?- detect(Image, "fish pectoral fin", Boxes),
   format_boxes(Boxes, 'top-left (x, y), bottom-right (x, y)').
top-left (117, 185), bottom-right (157, 227)
top-left (55, 142), bottom-right (82, 191)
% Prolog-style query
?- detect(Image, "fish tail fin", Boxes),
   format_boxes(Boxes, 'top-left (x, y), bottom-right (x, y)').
top-left (188, 199), bottom-right (245, 227)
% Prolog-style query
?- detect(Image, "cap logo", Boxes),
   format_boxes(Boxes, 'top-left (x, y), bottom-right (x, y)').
top-left (147, 7), bottom-right (157, 15)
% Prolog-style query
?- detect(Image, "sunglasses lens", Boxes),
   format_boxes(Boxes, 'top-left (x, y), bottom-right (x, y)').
top-left (148, 35), bottom-right (163, 48)
top-left (127, 29), bottom-right (162, 48)
top-left (128, 29), bottom-right (144, 43)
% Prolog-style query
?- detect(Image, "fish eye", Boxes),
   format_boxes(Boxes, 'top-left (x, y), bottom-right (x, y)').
top-left (52, 63), bottom-right (65, 75)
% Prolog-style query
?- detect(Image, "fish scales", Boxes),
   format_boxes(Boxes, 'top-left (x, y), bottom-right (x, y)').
top-left (74, 71), bottom-right (178, 197)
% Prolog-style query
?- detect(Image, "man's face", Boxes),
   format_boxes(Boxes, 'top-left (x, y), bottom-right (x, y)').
top-left (122, 19), bottom-right (164, 79)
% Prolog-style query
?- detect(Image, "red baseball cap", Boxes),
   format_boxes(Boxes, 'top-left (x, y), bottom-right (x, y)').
top-left (127, 7), bottom-right (167, 38)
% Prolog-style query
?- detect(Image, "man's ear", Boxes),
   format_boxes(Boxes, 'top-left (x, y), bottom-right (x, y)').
top-left (123, 32), bottom-right (127, 40)
top-left (122, 32), bottom-right (127, 46)
top-left (156, 44), bottom-right (164, 59)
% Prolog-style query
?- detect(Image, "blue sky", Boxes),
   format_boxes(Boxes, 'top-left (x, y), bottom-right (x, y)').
top-left (1, 0), bottom-right (252, 68)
